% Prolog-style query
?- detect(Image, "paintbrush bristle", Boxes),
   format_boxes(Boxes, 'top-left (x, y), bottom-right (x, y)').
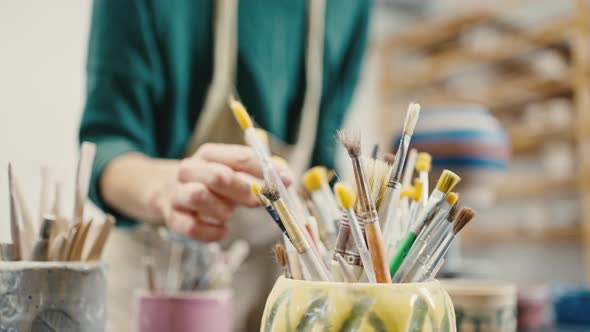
top-left (452, 207), bottom-right (475, 234)
top-left (403, 102), bottom-right (421, 135)
top-left (303, 167), bottom-right (328, 192)
top-left (251, 182), bottom-right (269, 205)
top-left (445, 192), bottom-right (459, 206)
top-left (435, 170), bottom-right (461, 194)
top-left (337, 130), bottom-right (361, 157)
top-left (415, 152), bottom-right (432, 172)
top-left (334, 182), bottom-right (356, 210)
top-left (229, 96), bottom-right (253, 130)
top-left (383, 153), bottom-right (395, 165)
top-left (364, 158), bottom-right (392, 210)
top-left (261, 182), bottom-right (280, 202)
top-left (273, 243), bottom-right (287, 268)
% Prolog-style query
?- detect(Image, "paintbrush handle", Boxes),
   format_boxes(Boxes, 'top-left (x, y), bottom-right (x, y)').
top-left (364, 220), bottom-right (391, 283)
top-left (389, 232), bottom-right (417, 280)
top-left (346, 210), bottom-right (376, 283)
top-left (299, 250), bottom-right (331, 281)
top-left (264, 204), bottom-right (290, 240)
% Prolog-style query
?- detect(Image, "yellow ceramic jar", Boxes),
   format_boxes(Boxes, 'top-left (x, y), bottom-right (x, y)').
top-left (261, 276), bottom-right (456, 332)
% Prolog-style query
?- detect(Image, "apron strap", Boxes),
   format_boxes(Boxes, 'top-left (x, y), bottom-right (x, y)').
top-left (288, 0), bottom-right (326, 175)
top-left (185, 0), bottom-right (326, 177)
top-left (185, 0), bottom-right (238, 155)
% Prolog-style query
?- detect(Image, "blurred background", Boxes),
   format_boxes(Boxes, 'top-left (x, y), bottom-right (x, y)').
top-left (1, 0), bottom-right (589, 329)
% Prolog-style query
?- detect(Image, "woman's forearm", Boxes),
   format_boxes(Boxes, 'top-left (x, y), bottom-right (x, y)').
top-left (100, 153), bottom-right (179, 223)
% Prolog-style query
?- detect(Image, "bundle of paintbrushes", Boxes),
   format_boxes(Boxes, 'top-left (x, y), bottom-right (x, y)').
top-left (142, 238), bottom-right (250, 292)
top-left (231, 98), bottom-right (478, 284)
top-left (1, 142), bottom-right (114, 262)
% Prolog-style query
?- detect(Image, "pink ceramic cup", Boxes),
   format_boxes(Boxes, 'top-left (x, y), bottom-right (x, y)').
top-left (135, 289), bottom-right (233, 332)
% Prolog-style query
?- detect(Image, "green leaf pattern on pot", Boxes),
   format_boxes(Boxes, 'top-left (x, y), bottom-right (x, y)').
top-left (406, 295), bottom-right (428, 332)
top-left (338, 297), bottom-right (375, 332)
top-left (438, 308), bottom-right (450, 332)
top-left (367, 311), bottom-right (389, 332)
top-left (264, 289), bottom-right (292, 332)
top-left (295, 294), bottom-right (328, 332)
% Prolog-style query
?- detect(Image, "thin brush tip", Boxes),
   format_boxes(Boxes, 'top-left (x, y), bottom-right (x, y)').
top-left (453, 207), bottom-right (476, 234)
top-left (261, 181), bottom-right (280, 202)
top-left (337, 130), bottom-right (361, 157)
top-left (273, 243), bottom-right (287, 267)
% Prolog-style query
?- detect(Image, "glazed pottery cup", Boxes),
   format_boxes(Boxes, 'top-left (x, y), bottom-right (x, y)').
top-left (441, 279), bottom-right (517, 332)
top-left (261, 276), bottom-right (456, 332)
top-left (136, 289), bottom-right (233, 332)
top-left (0, 261), bottom-right (106, 332)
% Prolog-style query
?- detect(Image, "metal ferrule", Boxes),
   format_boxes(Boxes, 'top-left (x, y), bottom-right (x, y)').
top-left (389, 133), bottom-right (410, 186)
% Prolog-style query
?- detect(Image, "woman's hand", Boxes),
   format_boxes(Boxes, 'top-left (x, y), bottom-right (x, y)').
top-left (165, 143), bottom-right (291, 242)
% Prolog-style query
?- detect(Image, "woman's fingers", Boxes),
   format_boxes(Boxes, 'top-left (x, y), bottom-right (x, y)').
top-left (167, 208), bottom-right (227, 242)
top-left (194, 143), bottom-right (293, 185)
top-left (173, 182), bottom-right (236, 222)
top-left (178, 158), bottom-right (258, 207)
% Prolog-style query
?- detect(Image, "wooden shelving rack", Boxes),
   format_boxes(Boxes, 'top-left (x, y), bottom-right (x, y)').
top-left (377, 1), bottom-right (590, 278)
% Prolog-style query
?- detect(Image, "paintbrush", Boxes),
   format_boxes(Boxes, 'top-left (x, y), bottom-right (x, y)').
top-left (85, 215), bottom-right (115, 261)
top-left (252, 182), bottom-right (291, 241)
top-left (399, 148), bottom-right (418, 233)
top-left (261, 182), bottom-right (331, 281)
top-left (416, 152), bottom-right (432, 207)
top-left (384, 180), bottom-right (421, 260)
top-left (334, 182), bottom-right (376, 283)
top-left (8, 163), bottom-right (22, 260)
top-left (405, 207), bottom-right (475, 282)
top-left (303, 167), bottom-right (339, 245)
top-left (389, 170), bottom-right (461, 278)
top-left (378, 103), bottom-right (420, 229)
top-left (401, 149), bottom-right (418, 188)
top-left (338, 130), bottom-right (391, 283)
top-left (245, 128), bottom-right (271, 155)
top-left (273, 243), bottom-right (291, 278)
top-left (393, 193), bottom-right (458, 282)
top-left (30, 214), bottom-right (55, 261)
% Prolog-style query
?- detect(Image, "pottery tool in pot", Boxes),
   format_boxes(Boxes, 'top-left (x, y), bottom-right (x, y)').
top-left (262, 181), bottom-right (331, 282)
top-left (303, 167), bottom-right (340, 247)
top-left (334, 182), bottom-right (376, 283)
top-left (393, 193), bottom-right (458, 282)
top-left (404, 207), bottom-right (475, 282)
top-left (389, 170), bottom-right (461, 278)
top-left (415, 152), bottom-right (432, 207)
top-left (378, 103), bottom-right (420, 229)
top-left (338, 130), bottom-right (391, 283)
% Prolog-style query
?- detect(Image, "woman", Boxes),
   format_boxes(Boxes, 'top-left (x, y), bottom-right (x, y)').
top-left (80, 0), bottom-right (370, 330)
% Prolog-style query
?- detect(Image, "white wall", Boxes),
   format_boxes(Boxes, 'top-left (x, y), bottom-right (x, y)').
top-left (0, 0), bottom-right (92, 240)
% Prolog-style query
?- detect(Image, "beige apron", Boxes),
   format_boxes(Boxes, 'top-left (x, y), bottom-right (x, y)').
top-left (104, 0), bottom-right (326, 331)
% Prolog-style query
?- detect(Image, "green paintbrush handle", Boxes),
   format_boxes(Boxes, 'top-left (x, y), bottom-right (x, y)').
top-left (389, 232), bottom-right (417, 279)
